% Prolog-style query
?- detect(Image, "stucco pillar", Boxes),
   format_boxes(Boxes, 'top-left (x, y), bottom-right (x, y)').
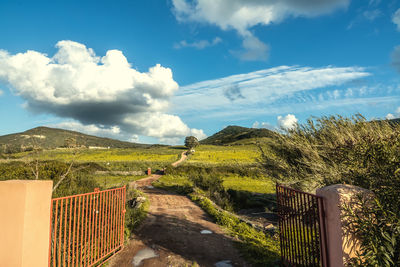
top-left (0, 180), bottom-right (53, 267)
top-left (316, 184), bottom-right (374, 267)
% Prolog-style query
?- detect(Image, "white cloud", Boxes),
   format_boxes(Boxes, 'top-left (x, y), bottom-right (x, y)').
top-left (252, 121), bottom-right (275, 130)
top-left (392, 45), bottom-right (400, 73)
top-left (363, 9), bottom-right (381, 21)
top-left (385, 107), bottom-right (400, 120)
top-left (0, 40), bottom-right (205, 143)
top-left (386, 113), bottom-right (395, 120)
top-left (0, 89), bottom-right (3, 96)
top-left (277, 114), bottom-right (298, 130)
top-left (51, 121), bottom-right (122, 138)
top-left (232, 35), bottom-right (269, 61)
top-left (173, 65), bottom-right (371, 118)
top-left (174, 37), bottom-right (222, 49)
top-left (172, 0), bottom-right (349, 60)
top-left (347, 8), bottom-right (382, 30)
top-left (393, 9), bottom-right (400, 31)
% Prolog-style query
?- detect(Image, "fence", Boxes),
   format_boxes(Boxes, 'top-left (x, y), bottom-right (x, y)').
top-left (48, 186), bottom-right (126, 267)
top-left (276, 184), bottom-right (328, 267)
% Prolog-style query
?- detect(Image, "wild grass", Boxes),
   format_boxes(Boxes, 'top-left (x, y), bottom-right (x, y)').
top-left (186, 144), bottom-right (260, 165)
top-left (154, 174), bottom-right (275, 196)
top-left (96, 175), bottom-right (146, 189)
top-left (259, 114), bottom-right (400, 265)
top-left (189, 191), bottom-right (280, 266)
top-left (223, 175), bottom-right (275, 194)
top-left (18, 147), bottom-right (183, 163)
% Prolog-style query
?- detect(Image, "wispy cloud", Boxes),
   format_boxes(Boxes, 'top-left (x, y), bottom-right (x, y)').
top-left (173, 65), bottom-right (371, 119)
top-left (347, 8), bottom-right (382, 30)
top-left (174, 37), bottom-right (222, 50)
top-left (393, 8), bottom-right (400, 31)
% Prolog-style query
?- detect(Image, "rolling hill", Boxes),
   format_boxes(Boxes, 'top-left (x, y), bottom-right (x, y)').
top-left (0, 126), bottom-right (147, 153)
top-left (200, 125), bottom-right (278, 145)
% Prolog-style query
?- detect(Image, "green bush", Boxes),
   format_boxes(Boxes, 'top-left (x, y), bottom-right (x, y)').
top-left (124, 187), bottom-right (149, 240)
top-left (259, 114), bottom-right (400, 265)
top-left (0, 160), bottom-right (100, 197)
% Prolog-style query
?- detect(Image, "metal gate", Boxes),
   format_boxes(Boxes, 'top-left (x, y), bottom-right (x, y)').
top-left (48, 186), bottom-right (126, 267)
top-left (276, 184), bottom-right (328, 267)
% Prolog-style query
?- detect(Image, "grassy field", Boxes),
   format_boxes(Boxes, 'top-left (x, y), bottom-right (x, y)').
top-left (223, 175), bottom-right (275, 194)
top-left (154, 174), bottom-right (275, 194)
top-left (14, 146), bottom-right (184, 162)
top-left (186, 144), bottom-right (260, 165)
top-left (95, 174), bottom-right (147, 189)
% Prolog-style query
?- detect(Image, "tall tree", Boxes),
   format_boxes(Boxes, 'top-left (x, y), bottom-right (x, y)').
top-left (184, 136), bottom-right (199, 150)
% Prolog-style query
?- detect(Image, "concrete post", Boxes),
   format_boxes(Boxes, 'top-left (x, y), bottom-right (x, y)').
top-left (0, 180), bottom-right (53, 267)
top-left (316, 184), bottom-right (374, 267)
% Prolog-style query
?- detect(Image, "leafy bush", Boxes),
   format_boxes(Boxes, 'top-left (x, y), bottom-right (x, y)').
top-left (124, 187), bottom-right (149, 240)
top-left (0, 160), bottom-right (100, 197)
top-left (259, 114), bottom-right (400, 265)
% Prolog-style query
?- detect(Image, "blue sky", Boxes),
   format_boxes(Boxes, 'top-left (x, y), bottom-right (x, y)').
top-left (0, 0), bottom-right (400, 144)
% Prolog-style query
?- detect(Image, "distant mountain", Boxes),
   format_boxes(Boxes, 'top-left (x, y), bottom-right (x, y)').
top-left (200, 125), bottom-right (278, 145)
top-left (0, 126), bottom-right (147, 153)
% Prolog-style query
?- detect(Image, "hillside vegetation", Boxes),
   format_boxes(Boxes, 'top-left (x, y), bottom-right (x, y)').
top-left (200, 125), bottom-right (278, 145)
top-left (258, 114), bottom-right (400, 266)
top-left (0, 126), bottom-right (147, 153)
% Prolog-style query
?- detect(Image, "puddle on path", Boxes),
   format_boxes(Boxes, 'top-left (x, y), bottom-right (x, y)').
top-left (132, 248), bottom-right (158, 266)
top-left (200, 230), bottom-right (213, 234)
top-left (146, 185), bottom-right (154, 189)
top-left (215, 260), bottom-right (233, 267)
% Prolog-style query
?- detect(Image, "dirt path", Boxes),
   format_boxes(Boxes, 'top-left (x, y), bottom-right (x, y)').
top-left (109, 152), bottom-right (249, 267)
top-left (171, 151), bottom-right (188, 167)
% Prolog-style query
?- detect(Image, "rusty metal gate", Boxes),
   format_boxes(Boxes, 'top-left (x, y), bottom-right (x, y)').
top-left (276, 184), bottom-right (328, 267)
top-left (48, 186), bottom-right (126, 267)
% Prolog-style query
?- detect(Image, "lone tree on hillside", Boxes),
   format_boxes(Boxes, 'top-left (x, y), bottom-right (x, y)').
top-left (184, 136), bottom-right (199, 150)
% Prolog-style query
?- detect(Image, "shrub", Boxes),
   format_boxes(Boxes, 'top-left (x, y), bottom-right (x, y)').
top-left (258, 114), bottom-right (400, 265)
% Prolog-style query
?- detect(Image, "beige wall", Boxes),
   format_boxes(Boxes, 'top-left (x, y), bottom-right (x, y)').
top-left (317, 184), bottom-right (374, 267)
top-left (0, 180), bottom-right (53, 267)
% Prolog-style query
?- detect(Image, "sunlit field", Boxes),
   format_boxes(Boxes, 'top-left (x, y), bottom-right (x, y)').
top-left (223, 175), bottom-right (275, 194)
top-left (17, 146), bottom-right (184, 162)
top-left (187, 144), bottom-right (260, 165)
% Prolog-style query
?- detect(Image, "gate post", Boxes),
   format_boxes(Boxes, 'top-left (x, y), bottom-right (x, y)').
top-left (0, 180), bottom-right (53, 267)
top-left (316, 184), bottom-right (374, 267)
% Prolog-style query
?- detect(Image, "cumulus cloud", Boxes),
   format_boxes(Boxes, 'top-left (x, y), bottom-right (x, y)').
top-left (172, 0), bottom-right (349, 60)
top-left (386, 113), bottom-right (395, 120)
top-left (0, 40), bottom-right (205, 144)
top-left (277, 114), bottom-right (298, 130)
top-left (51, 121), bottom-right (123, 138)
top-left (393, 9), bottom-right (400, 31)
top-left (385, 107), bottom-right (400, 120)
top-left (174, 37), bottom-right (222, 49)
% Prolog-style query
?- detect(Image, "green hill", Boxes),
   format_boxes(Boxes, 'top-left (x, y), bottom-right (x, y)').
top-left (0, 126), bottom-right (147, 153)
top-left (200, 125), bottom-right (278, 145)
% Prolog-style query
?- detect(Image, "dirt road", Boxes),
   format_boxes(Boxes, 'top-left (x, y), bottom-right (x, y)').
top-left (109, 153), bottom-right (248, 267)
top-left (171, 151), bottom-right (188, 167)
